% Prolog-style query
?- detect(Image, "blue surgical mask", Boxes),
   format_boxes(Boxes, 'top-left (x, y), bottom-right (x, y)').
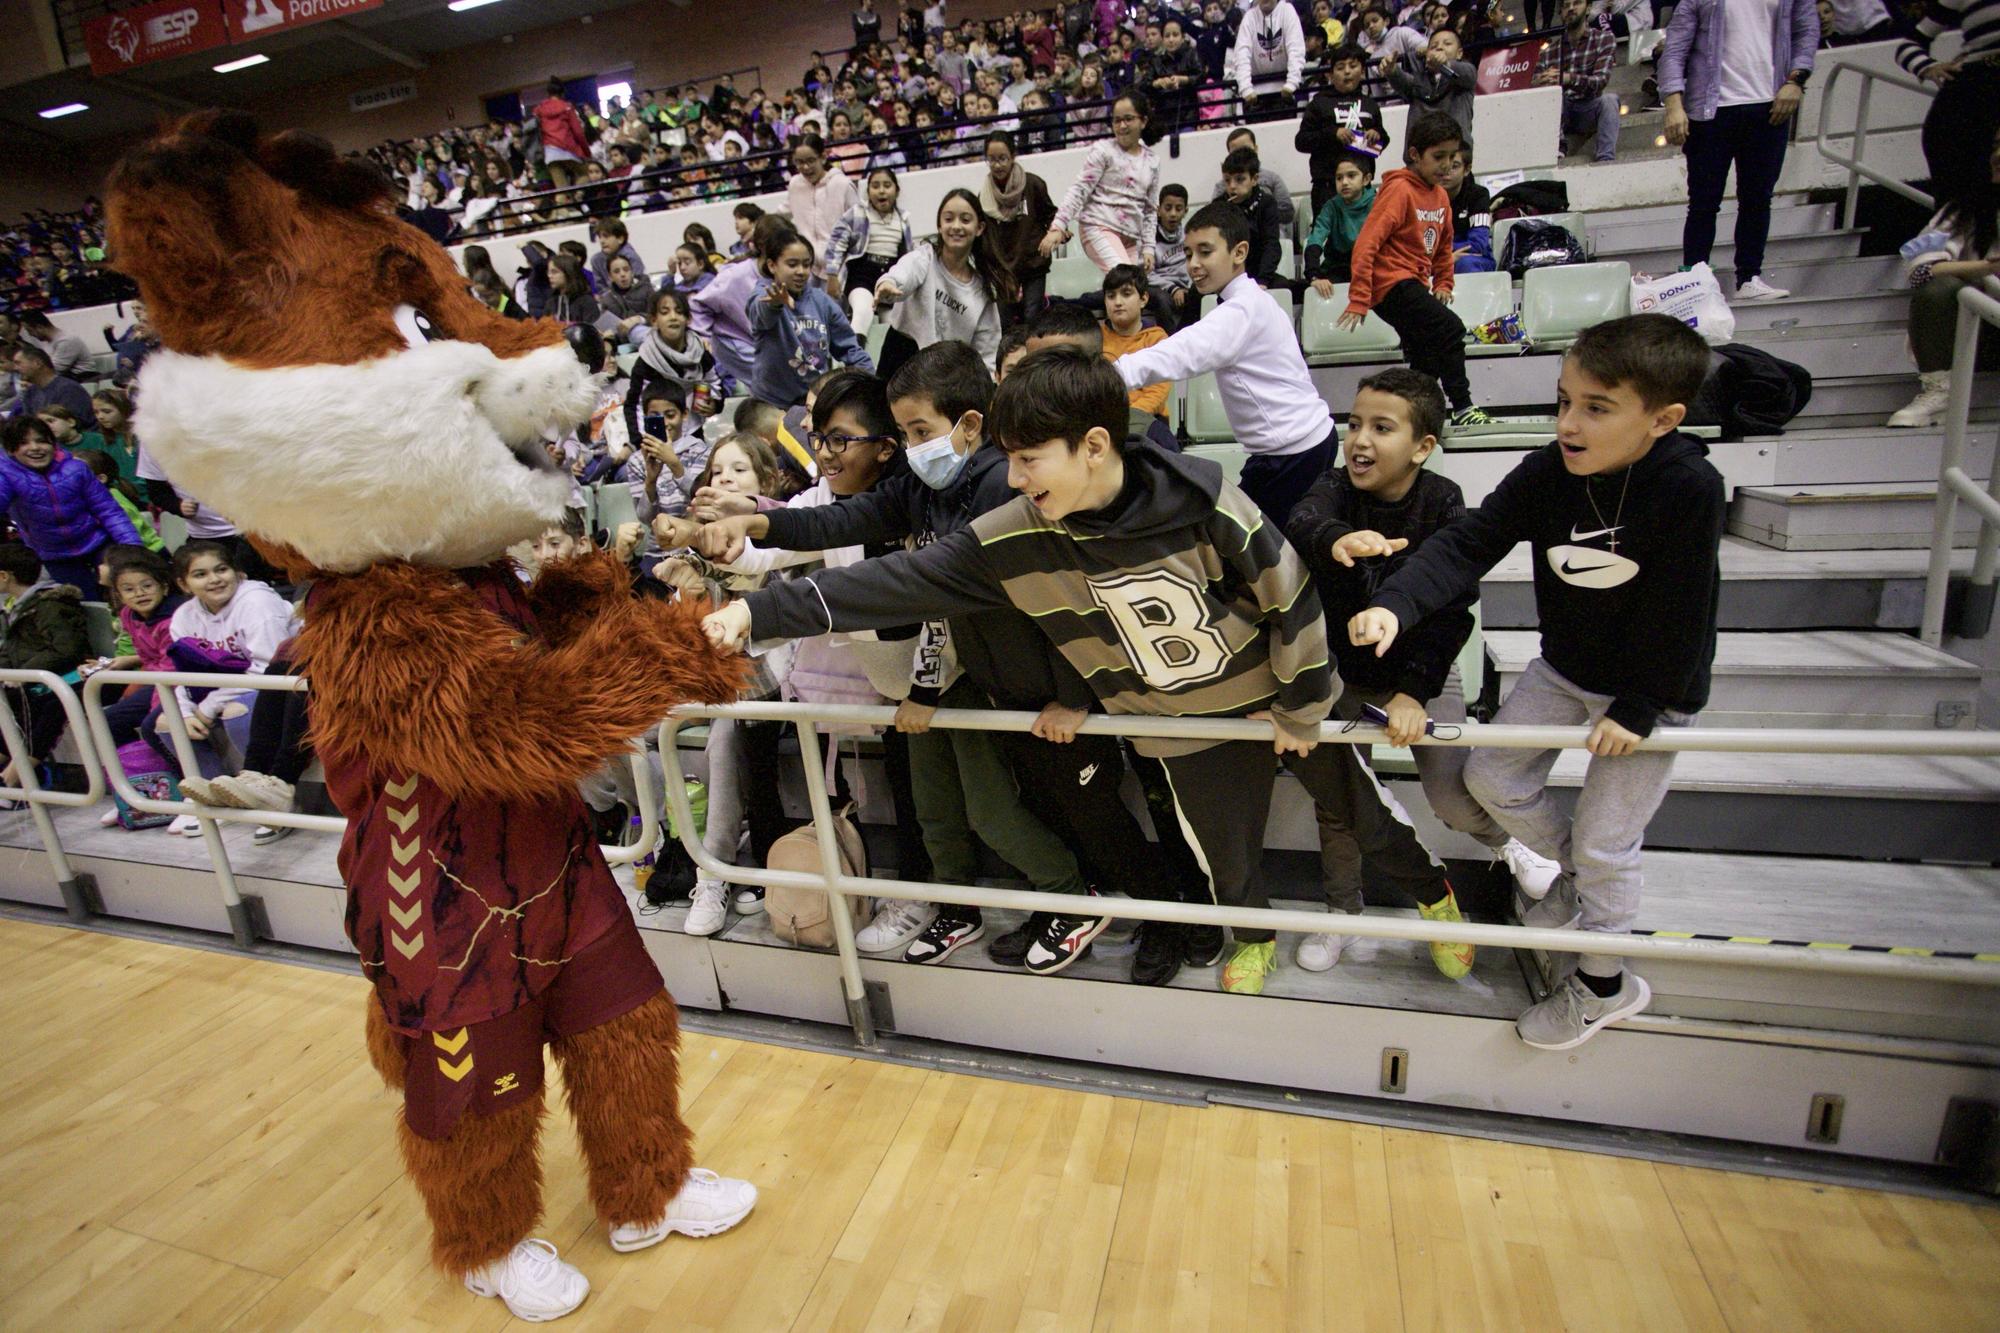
top-left (905, 416), bottom-right (971, 490)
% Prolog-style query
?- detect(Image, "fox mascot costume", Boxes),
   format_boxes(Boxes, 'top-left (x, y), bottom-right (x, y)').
top-left (105, 111), bottom-right (755, 1321)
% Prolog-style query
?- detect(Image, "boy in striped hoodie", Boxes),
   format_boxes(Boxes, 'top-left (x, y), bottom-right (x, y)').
top-left (705, 346), bottom-right (1457, 995)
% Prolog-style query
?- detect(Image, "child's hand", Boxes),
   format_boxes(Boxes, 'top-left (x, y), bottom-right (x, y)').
top-left (1170, 287), bottom-right (1186, 308)
top-left (1312, 278), bottom-right (1335, 299)
top-left (1038, 228), bottom-right (1065, 257)
top-left (657, 557), bottom-right (707, 599)
top-left (702, 600), bottom-right (752, 651)
top-left (179, 498), bottom-right (200, 519)
top-left (691, 486), bottom-right (758, 520)
top-left (652, 514), bottom-right (699, 548)
top-left (1248, 709), bottom-right (1315, 757)
top-left (1436, 287), bottom-right (1454, 305)
top-left (613, 521), bottom-right (647, 560)
top-left (764, 283), bottom-right (795, 309)
top-left (894, 698), bottom-right (936, 734)
top-left (696, 515), bottom-right (756, 562)
top-left (874, 279), bottom-right (903, 305)
top-left (1585, 716), bottom-right (1644, 757)
top-left (1336, 310), bottom-right (1366, 332)
top-left (640, 434), bottom-right (680, 465)
top-left (1336, 126), bottom-right (1355, 145)
top-left (1031, 702), bottom-right (1087, 744)
top-left (1381, 693), bottom-right (1430, 747)
top-left (1330, 530), bottom-right (1409, 567)
top-left (1348, 608), bottom-right (1400, 658)
top-left (185, 712), bottom-right (212, 741)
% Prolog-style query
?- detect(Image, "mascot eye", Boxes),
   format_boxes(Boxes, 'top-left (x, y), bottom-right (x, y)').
top-left (391, 304), bottom-right (441, 349)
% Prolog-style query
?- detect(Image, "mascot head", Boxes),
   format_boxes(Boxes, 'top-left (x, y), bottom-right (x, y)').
top-left (106, 111), bottom-right (595, 574)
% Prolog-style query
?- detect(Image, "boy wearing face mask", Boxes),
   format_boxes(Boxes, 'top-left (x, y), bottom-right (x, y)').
top-left (696, 342), bottom-right (1201, 985)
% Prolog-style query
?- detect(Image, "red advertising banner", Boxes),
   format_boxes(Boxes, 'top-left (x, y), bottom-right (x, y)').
top-left (84, 1), bottom-right (229, 76)
top-left (225, 0), bottom-right (388, 38)
top-left (1476, 38), bottom-right (1546, 94)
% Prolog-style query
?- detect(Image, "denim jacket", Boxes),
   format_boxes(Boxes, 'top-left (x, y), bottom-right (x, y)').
top-left (1659, 0), bottom-right (1818, 121)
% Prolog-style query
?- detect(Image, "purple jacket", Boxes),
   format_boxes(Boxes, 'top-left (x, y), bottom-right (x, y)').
top-left (688, 258), bottom-right (761, 384)
top-left (1659, 0), bottom-right (1818, 122)
top-left (0, 448), bottom-right (142, 561)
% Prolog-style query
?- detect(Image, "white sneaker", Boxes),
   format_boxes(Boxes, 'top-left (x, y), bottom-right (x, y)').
top-left (463, 1238), bottom-right (589, 1322)
top-left (166, 813), bottom-right (203, 837)
top-left (855, 899), bottom-right (938, 954)
top-left (1497, 838), bottom-right (1561, 902)
top-left (608, 1167), bottom-right (758, 1252)
top-left (252, 823), bottom-right (292, 845)
top-left (684, 879), bottom-right (729, 936)
top-left (178, 776), bottom-right (223, 806)
top-left (1295, 930), bottom-right (1344, 972)
top-left (1733, 275), bottom-right (1788, 302)
top-left (1887, 371), bottom-right (1950, 429)
top-left (216, 771), bottom-right (296, 812)
top-left (99, 806), bottom-right (121, 827)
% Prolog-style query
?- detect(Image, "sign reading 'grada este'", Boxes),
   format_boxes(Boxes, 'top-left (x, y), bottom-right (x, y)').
top-left (84, 1), bottom-right (229, 76)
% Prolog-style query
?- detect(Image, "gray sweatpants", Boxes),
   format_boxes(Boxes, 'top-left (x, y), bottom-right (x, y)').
top-left (1462, 657), bottom-right (1686, 978)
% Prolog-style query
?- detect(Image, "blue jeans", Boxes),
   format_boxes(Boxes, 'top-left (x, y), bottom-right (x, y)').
top-left (1682, 102), bottom-right (1790, 283)
top-left (1561, 92), bottom-right (1623, 163)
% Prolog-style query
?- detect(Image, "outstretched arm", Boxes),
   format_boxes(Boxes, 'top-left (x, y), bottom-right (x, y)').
top-left (297, 552), bottom-right (745, 804)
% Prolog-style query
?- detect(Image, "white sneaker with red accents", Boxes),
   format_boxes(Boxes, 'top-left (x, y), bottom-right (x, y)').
top-left (608, 1168), bottom-right (758, 1252)
top-left (462, 1238), bottom-right (589, 1322)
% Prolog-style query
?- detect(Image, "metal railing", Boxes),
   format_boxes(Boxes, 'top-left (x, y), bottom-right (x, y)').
top-left (656, 701), bottom-right (2000, 1048)
top-left (1808, 61), bottom-right (1936, 230)
top-left (1921, 273), bottom-right (2000, 646)
top-left (0, 669), bottom-right (105, 920)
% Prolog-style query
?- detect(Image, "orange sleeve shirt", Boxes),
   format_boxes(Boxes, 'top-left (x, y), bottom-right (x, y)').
top-left (1102, 322), bottom-right (1171, 418)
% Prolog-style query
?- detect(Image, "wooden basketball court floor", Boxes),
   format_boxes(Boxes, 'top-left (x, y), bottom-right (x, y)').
top-left (1, 918), bottom-right (1995, 1331)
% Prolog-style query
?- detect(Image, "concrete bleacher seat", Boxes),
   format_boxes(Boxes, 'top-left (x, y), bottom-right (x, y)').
top-left (1277, 236), bottom-right (1297, 279)
top-left (1451, 270), bottom-right (1517, 351)
top-left (1301, 285), bottom-right (1399, 363)
top-left (1493, 212), bottom-right (1586, 267)
top-left (1184, 372), bottom-right (1230, 444)
top-left (1521, 261), bottom-right (1631, 349)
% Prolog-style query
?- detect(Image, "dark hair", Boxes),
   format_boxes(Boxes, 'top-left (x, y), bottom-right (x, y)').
top-left (12, 342), bottom-right (51, 369)
top-left (1, 416), bottom-right (53, 453)
top-left (792, 132), bottom-right (828, 161)
top-left (172, 539), bottom-right (236, 585)
top-left (811, 369), bottom-right (897, 438)
top-left (683, 222), bottom-right (720, 259)
top-left (1329, 43), bottom-right (1367, 66)
top-left (20, 311), bottom-right (53, 331)
top-left (1353, 367), bottom-right (1447, 443)
top-left (1406, 110), bottom-right (1463, 160)
top-left (1225, 127), bottom-right (1257, 149)
top-left (990, 345), bottom-right (1130, 454)
top-left (1184, 199), bottom-right (1251, 253)
top-left (651, 287), bottom-right (692, 322)
top-left (1113, 87), bottom-right (1150, 123)
top-left (546, 77), bottom-right (566, 97)
top-left (79, 448), bottom-right (140, 504)
top-left (888, 340), bottom-right (995, 422)
top-left (984, 129), bottom-right (1017, 157)
top-left (734, 397), bottom-right (784, 437)
top-left (934, 187), bottom-right (1017, 303)
top-left (0, 541), bottom-right (40, 585)
top-left (1101, 263), bottom-right (1147, 299)
top-left (108, 546), bottom-right (171, 593)
top-left (595, 218), bottom-right (629, 240)
top-left (92, 387), bottom-right (132, 422)
top-left (1221, 146), bottom-right (1261, 179)
top-left (642, 380), bottom-right (688, 413)
top-left (733, 201), bottom-right (766, 222)
top-left (995, 322), bottom-right (1031, 376)
top-left (1335, 149), bottom-right (1377, 179)
top-left (1027, 301), bottom-right (1105, 354)
top-left (760, 226), bottom-right (813, 273)
top-left (1567, 314), bottom-right (1712, 411)
top-left (550, 510), bottom-right (587, 542)
top-left (1456, 138), bottom-right (1475, 168)
top-left (1159, 182), bottom-right (1189, 204)
top-left (548, 251), bottom-right (589, 296)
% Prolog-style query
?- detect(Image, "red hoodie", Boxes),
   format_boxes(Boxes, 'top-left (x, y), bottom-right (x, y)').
top-left (1344, 166), bottom-right (1455, 317)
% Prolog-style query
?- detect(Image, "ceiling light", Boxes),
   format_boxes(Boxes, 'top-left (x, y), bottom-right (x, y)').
top-left (447, 0), bottom-right (505, 10)
top-left (213, 54), bottom-right (270, 73)
top-left (38, 102), bottom-right (88, 119)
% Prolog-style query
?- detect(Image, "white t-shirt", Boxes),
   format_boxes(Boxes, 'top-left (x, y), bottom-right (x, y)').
top-left (136, 444), bottom-right (238, 539)
top-left (1717, 0), bottom-right (1781, 107)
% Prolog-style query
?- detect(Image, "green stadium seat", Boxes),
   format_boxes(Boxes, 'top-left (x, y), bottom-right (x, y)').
top-left (1521, 261), bottom-right (1632, 349)
top-left (1184, 372), bottom-right (1231, 444)
top-left (1200, 285), bottom-right (1296, 330)
top-left (1493, 211), bottom-right (1585, 267)
top-left (1046, 250), bottom-right (1102, 299)
top-left (593, 481), bottom-right (638, 537)
top-left (1277, 236), bottom-right (1297, 279)
top-left (1301, 284), bottom-right (1400, 363)
top-left (1451, 270), bottom-right (1516, 349)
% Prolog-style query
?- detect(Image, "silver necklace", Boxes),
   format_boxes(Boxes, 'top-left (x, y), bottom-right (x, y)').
top-left (1586, 467), bottom-right (1632, 553)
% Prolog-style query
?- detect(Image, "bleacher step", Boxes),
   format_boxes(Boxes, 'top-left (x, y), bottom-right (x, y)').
top-left (1593, 229), bottom-right (1865, 276)
top-left (1584, 200), bottom-right (1836, 255)
top-left (1485, 629), bottom-right (1982, 729)
top-left (1730, 481), bottom-right (1987, 551)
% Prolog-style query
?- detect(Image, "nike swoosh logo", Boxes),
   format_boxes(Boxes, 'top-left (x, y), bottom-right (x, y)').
top-left (1558, 556), bottom-right (1622, 575)
top-left (1078, 764), bottom-right (1099, 786)
top-left (1569, 525), bottom-right (1621, 542)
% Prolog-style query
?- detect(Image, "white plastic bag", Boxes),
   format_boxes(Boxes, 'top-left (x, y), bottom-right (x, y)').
top-left (1630, 263), bottom-right (1736, 345)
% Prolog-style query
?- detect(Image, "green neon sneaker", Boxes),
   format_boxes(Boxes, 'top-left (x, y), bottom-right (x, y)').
top-left (1221, 940), bottom-right (1278, 994)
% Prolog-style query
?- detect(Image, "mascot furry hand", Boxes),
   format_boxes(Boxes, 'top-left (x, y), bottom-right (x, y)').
top-left (106, 111), bottom-right (755, 1321)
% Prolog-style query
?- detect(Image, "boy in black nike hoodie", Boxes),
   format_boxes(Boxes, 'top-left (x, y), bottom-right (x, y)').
top-left (1350, 315), bottom-right (1724, 1052)
top-left (707, 346), bottom-right (1457, 998)
top-left (698, 343), bottom-right (1199, 985)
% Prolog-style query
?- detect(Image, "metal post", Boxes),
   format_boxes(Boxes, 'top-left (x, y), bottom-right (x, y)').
top-left (0, 690), bottom-right (86, 917)
top-left (153, 687), bottom-right (257, 948)
top-left (792, 721), bottom-right (877, 1047)
top-left (1843, 76), bottom-right (1872, 232)
top-left (1922, 298), bottom-right (1987, 645)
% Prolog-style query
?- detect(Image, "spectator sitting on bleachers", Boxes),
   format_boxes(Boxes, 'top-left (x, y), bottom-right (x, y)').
top-left (78, 451), bottom-right (161, 553)
top-left (546, 253), bottom-right (601, 326)
top-left (19, 312), bottom-right (87, 380)
top-left (1220, 147), bottom-right (1286, 287)
top-left (1305, 151), bottom-right (1379, 287)
top-left (1442, 141), bottom-right (1495, 272)
top-left (1534, 0), bottom-right (1623, 164)
top-left (1341, 112), bottom-right (1491, 427)
top-left (1206, 128), bottom-right (1299, 229)
top-left (0, 415), bottom-right (139, 597)
top-left (1389, 28), bottom-right (1477, 139)
top-left (0, 540), bottom-right (88, 790)
top-left (1296, 45), bottom-right (1388, 217)
top-left (1150, 183), bottom-right (1194, 322)
top-left (87, 389), bottom-right (139, 483)
top-left (598, 255), bottom-right (654, 347)
top-left (1886, 119), bottom-right (2000, 428)
top-left (590, 218), bottom-right (648, 286)
top-left (657, 244), bottom-right (717, 303)
top-left (1098, 264), bottom-right (1173, 426)
top-left (105, 301), bottom-right (159, 388)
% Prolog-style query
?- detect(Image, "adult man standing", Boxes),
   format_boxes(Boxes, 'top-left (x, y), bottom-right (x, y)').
top-left (1661, 0), bottom-right (1818, 301)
